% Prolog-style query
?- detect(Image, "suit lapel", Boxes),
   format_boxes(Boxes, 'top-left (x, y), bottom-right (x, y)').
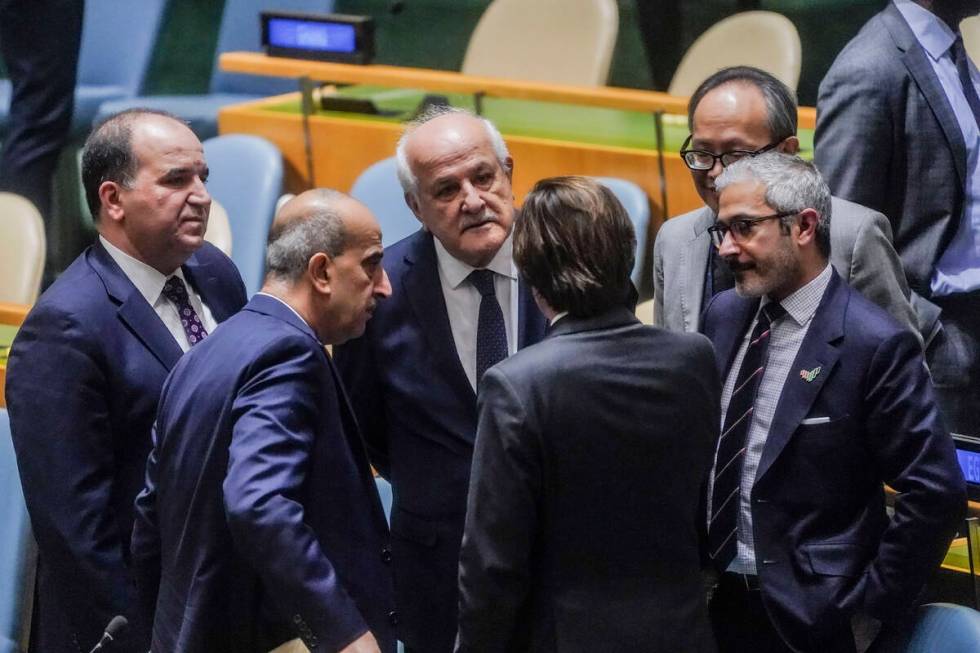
top-left (711, 296), bottom-right (758, 381)
top-left (91, 241), bottom-right (182, 371)
top-left (402, 232), bottom-right (477, 406)
top-left (884, 3), bottom-right (968, 186)
top-left (755, 274), bottom-right (846, 484)
top-left (681, 208), bottom-right (713, 332)
top-left (183, 253), bottom-right (239, 322)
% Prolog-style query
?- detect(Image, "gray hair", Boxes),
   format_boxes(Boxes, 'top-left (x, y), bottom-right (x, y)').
top-left (265, 189), bottom-right (349, 281)
top-left (394, 106), bottom-right (510, 196)
top-left (716, 152), bottom-right (832, 258)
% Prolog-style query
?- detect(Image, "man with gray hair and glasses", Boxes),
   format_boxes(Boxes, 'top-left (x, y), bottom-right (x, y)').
top-left (333, 107), bottom-right (547, 653)
top-left (653, 66), bottom-right (917, 340)
top-left (700, 152), bottom-right (964, 653)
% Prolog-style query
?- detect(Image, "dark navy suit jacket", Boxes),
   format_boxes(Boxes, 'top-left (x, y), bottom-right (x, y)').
top-left (333, 230), bottom-right (547, 652)
top-left (5, 240), bottom-right (245, 653)
top-left (131, 294), bottom-right (396, 653)
top-left (701, 271), bottom-right (966, 652)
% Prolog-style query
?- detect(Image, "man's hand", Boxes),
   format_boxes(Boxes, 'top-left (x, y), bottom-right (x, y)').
top-left (339, 631), bottom-right (381, 653)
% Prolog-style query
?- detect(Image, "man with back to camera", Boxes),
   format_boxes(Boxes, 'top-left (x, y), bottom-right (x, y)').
top-left (4, 108), bottom-right (247, 652)
top-left (816, 0), bottom-right (980, 436)
top-left (653, 66), bottom-right (917, 339)
top-left (332, 107), bottom-right (548, 653)
top-left (700, 152), bottom-right (964, 652)
top-left (131, 190), bottom-right (396, 653)
top-left (456, 176), bottom-right (720, 653)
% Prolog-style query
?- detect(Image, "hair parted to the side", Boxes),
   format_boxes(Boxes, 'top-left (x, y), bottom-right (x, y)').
top-left (265, 189), bottom-right (349, 282)
top-left (715, 152), bottom-right (833, 258)
top-left (514, 176), bottom-right (636, 317)
top-left (394, 106), bottom-right (510, 196)
top-left (687, 66), bottom-right (798, 143)
top-left (81, 108), bottom-right (187, 219)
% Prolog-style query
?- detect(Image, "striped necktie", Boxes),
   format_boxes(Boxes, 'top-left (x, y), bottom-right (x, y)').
top-left (708, 301), bottom-right (785, 570)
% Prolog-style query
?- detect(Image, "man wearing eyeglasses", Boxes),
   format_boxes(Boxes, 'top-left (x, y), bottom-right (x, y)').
top-left (653, 66), bottom-right (917, 338)
top-left (700, 151), bottom-right (964, 653)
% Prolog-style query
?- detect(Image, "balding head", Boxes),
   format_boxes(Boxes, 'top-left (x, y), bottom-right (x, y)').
top-left (393, 108), bottom-right (516, 268)
top-left (263, 189), bottom-right (391, 344)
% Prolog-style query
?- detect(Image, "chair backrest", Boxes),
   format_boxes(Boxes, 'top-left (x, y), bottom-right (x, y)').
top-left (668, 11), bottom-right (801, 96)
top-left (871, 603), bottom-right (980, 653)
top-left (202, 135), bottom-right (284, 296)
top-left (204, 199), bottom-right (234, 257)
top-left (0, 194), bottom-right (45, 305)
top-left (76, 0), bottom-right (167, 92)
top-left (0, 409), bottom-right (36, 653)
top-left (461, 0), bottom-right (619, 86)
top-left (963, 16), bottom-right (980, 65)
top-left (349, 157), bottom-right (421, 247)
top-left (210, 0), bottom-right (335, 95)
top-left (591, 177), bottom-right (650, 286)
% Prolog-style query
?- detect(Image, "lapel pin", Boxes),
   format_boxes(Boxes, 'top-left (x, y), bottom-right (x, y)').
top-left (799, 366), bottom-right (821, 383)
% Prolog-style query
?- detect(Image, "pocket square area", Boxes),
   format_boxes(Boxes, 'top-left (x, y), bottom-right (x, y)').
top-left (801, 416), bottom-right (832, 425)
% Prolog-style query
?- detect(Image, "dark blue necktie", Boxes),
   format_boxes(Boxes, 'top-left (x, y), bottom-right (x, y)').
top-left (708, 301), bottom-right (785, 570)
top-left (952, 36), bottom-right (980, 128)
top-left (469, 269), bottom-right (507, 385)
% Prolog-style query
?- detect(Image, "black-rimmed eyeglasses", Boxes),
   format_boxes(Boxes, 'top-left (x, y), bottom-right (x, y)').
top-left (679, 136), bottom-right (780, 171)
top-left (707, 212), bottom-right (797, 248)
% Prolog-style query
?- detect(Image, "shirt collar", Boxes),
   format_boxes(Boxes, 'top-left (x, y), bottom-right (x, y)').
top-left (762, 263), bottom-right (832, 328)
top-left (433, 230), bottom-right (517, 289)
top-left (894, 0), bottom-right (957, 61)
top-left (255, 291), bottom-right (314, 331)
top-left (100, 235), bottom-right (187, 305)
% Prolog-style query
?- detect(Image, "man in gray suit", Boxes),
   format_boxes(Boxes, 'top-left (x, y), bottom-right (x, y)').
top-left (815, 0), bottom-right (980, 436)
top-left (654, 66), bottom-right (917, 338)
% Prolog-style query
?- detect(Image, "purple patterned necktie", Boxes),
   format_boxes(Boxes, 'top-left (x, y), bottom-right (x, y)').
top-left (469, 269), bottom-right (507, 385)
top-left (708, 301), bottom-right (785, 569)
top-left (162, 276), bottom-right (208, 345)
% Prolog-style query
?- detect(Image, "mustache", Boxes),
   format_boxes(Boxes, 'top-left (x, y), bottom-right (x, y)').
top-left (724, 258), bottom-right (754, 274)
top-left (459, 209), bottom-right (499, 231)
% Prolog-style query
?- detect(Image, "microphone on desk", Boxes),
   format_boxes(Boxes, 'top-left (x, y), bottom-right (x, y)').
top-left (88, 615), bottom-right (128, 653)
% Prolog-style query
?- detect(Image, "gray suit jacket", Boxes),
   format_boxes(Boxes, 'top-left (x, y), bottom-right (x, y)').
top-left (653, 198), bottom-right (918, 338)
top-left (815, 1), bottom-right (964, 306)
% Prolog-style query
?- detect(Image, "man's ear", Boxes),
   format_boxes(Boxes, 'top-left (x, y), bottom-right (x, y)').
top-left (99, 181), bottom-right (126, 224)
top-left (308, 251), bottom-right (333, 295)
top-left (795, 208), bottom-right (820, 246)
top-left (779, 136), bottom-right (800, 156)
top-left (405, 191), bottom-right (423, 224)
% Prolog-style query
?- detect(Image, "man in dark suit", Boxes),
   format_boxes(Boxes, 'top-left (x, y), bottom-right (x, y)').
top-left (701, 152), bottom-right (965, 652)
top-left (654, 66), bottom-right (916, 339)
top-left (456, 176), bottom-right (720, 653)
top-left (132, 190), bottom-right (395, 653)
top-left (816, 0), bottom-right (980, 436)
top-left (333, 108), bottom-right (547, 653)
top-left (5, 109), bottom-right (247, 653)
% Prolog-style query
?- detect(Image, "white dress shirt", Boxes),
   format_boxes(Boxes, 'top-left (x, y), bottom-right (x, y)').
top-left (708, 264), bottom-right (832, 574)
top-left (433, 232), bottom-right (519, 390)
top-left (100, 236), bottom-right (218, 352)
top-left (895, 0), bottom-right (980, 295)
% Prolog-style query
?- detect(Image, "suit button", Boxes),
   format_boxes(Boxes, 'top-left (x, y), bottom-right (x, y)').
top-left (389, 610), bottom-right (399, 626)
top-left (382, 547), bottom-right (392, 564)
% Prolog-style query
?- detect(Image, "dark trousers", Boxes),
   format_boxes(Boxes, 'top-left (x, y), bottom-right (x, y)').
top-left (929, 290), bottom-right (980, 437)
top-left (0, 0), bottom-right (84, 220)
top-left (709, 574), bottom-right (794, 653)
